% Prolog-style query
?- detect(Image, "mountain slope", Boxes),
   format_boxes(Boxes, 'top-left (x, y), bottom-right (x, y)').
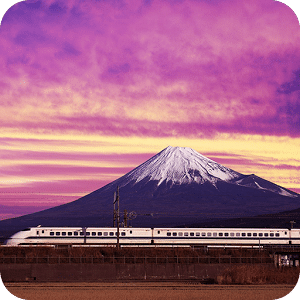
top-left (232, 174), bottom-right (298, 198)
top-left (0, 146), bottom-right (299, 240)
top-left (190, 206), bottom-right (300, 229)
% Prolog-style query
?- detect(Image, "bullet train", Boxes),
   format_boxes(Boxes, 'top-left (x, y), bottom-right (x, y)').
top-left (4, 226), bottom-right (300, 247)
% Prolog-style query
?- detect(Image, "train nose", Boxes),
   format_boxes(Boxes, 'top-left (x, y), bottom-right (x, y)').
top-left (3, 238), bottom-right (15, 246)
top-left (3, 234), bottom-right (25, 246)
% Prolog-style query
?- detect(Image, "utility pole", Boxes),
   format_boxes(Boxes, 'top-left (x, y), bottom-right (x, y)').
top-left (290, 220), bottom-right (296, 229)
top-left (113, 192), bottom-right (116, 227)
top-left (124, 209), bottom-right (128, 227)
top-left (113, 186), bottom-right (120, 249)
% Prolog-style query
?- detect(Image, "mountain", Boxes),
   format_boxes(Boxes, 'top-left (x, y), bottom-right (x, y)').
top-left (0, 146), bottom-right (299, 240)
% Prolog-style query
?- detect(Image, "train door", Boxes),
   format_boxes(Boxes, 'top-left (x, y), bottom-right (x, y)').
top-left (82, 227), bottom-right (87, 244)
top-left (151, 228), bottom-right (154, 245)
top-left (35, 229), bottom-right (40, 245)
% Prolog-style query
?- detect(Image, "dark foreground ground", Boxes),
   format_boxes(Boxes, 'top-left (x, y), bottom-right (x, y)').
top-left (1, 246), bottom-right (300, 285)
top-left (4, 282), bottom-right (297, 300)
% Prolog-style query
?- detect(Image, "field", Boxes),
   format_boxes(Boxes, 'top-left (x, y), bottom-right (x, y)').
top-left (4, 282), bottom-right (296, 300)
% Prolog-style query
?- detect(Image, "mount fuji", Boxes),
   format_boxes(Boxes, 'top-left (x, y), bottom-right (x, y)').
top-left (0, 146), bottom-right (299, 239)
top-left (118, 146), bottom-right (242, 186)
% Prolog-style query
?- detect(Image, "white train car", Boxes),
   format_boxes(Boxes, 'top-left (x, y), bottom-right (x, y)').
top-left (153, 228), bottom-right (298, 246)
top-left (4, 227), bottom-right (153, 246)
top-left (289, 228), bottom-right (300, 242)
top-left (4, 226), bottom-right (300, 247)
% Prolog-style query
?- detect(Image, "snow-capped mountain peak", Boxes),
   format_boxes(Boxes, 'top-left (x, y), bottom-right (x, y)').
top-left (121, 146), bottom-right (241, 186)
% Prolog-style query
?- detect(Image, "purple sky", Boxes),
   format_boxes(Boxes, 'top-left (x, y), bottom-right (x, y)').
top-left (0, 0), bottom-right (299, 219)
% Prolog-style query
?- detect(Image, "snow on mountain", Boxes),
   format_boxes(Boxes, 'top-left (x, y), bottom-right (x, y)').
top-left (234, 174), bottom-right (298, 198)
top-left (101, 145), bottom-right (298, 201)
top-left (120, 146), bottom-right (242, 186)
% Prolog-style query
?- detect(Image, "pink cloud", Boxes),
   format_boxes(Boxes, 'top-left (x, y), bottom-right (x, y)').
top-left (0, 179), bottom-right (109, 199)
top-left (0, 0), bottom-right (298, 138)
top-left (0, 164), bottom-right (132, 178)
top-left (206, 153), bottom-right (300, 173)
top-left (0, 146), bottom-right (154, 165)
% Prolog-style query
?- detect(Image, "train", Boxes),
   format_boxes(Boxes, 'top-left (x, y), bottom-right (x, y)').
top-left (4, 226), bottom-right (300, 247)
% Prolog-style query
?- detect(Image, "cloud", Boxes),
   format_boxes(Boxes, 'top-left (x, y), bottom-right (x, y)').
top-left (278, 69), bottom-right (300, 94)
top-left (0, 0), bottom-right (299, 140)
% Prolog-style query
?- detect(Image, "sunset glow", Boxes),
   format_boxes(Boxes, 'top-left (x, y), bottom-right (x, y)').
top-left (0, 0), bottom-right (299, 219)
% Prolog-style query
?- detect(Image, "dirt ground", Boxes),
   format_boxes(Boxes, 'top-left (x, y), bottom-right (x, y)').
top-left (4, 282), bottom-right (296, 300)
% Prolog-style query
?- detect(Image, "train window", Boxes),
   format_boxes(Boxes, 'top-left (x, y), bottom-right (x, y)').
top-left (56, 232), bottom-right (60, 236)
top-left (85, 232), bottom-right (90, 236)
top-left (167, 232), bottom-right (171, 236)
top-left (157, 231), bottom-right (160, 234)
top-left (121, 232), bottom-right (126, 236)
top-left (80, 232), bottom-right (84, 236)
top-left (190, 232), bottom-right (194, 236)
top-left (104, 232), bottom-right (108, 236)
top-left (264, 233), bottom-right (268, 237)
top-left (230, 233), bottom-right (234, 237)
top-left (196, 232), bottom-right (200, 236)
top-left (207, 232), bottom-right (211, 237)
top-left (275, 233), bottom-right (280, 237)
top-left (285, 232), bottom-right (287, 235)
top-left (184, 232), bottom-right (189, 236)
top-left (36, 231), bottom-right (39, 235)
top-left (92, 232), bottom-right (96, 236)
top-left (98, 232), bottom-right (102, 236)
top-left (62, 232), bottom-right (66, 236)
top-left (236, 233), bottom-right (240, 237)
top-left (259, 233), bottom-right (263, 237)
top-left (224, 233), bottom-right (229, 237)
top-left (109, 232), bottom-right (114, 236)
top-left (270, 233), bottom-right (274, 237)
top-left (130, 231), bottom-right (132, 234)
top-left (178, 232), bottom-right (183, 236)
top-left (173, 232), bottom-right (177, 236)
top-left (247, 233), bottom-right (251, 237)
top-left (74, 232), bottom-right (78, 236)
top-left (50, 232), bottom-right (54, 236)
top-left (242, 233), bottom-right (246, 237)
top-left (68, 232), bottom-right (72, 236)
top-left (201, 232), bottom-right (206, 237)
top-left (213, 232), bottom-right (217, 237)
top-left (219, 233), bottom-right (223, 237)
top-left (253, 233), bottom-right (257, 237)
top-left (42, 230), bottom-right (44, 234)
